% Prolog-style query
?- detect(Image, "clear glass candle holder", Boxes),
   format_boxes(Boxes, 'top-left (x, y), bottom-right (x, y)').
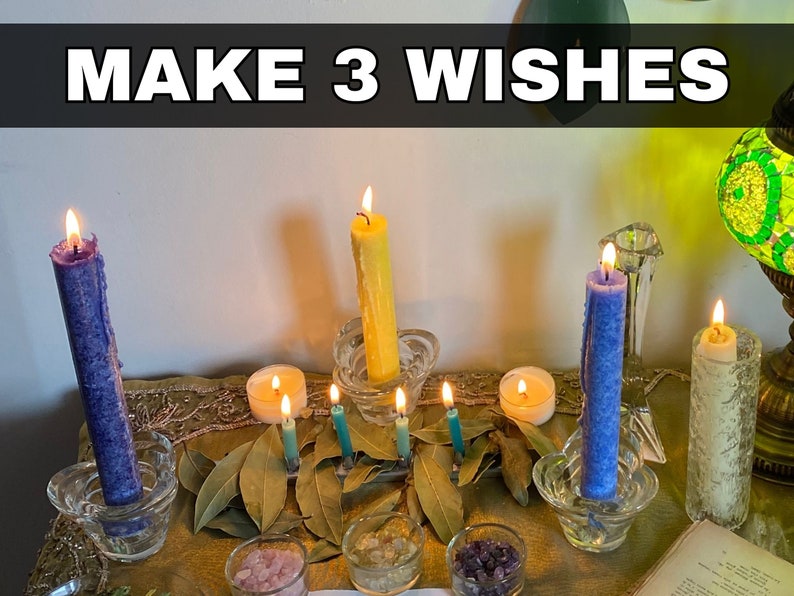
top-left (532, 426), bottom-right (658, 553)
top-left (686, 325), bottom-right (762, 530)
top-left (342, 511), bottom-right (425, 596)
top-left (46, 431), bottom-right (177, 562)
top-left (446, 523), bottom-right (526, 596)
top-left (225, 534), bottom-right (309, 596)
top-left (333, 317), bottom-right (439, 425)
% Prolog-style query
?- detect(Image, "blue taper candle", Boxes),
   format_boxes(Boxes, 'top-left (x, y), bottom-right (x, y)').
top-left (442, 381), bottom-right (466, 457)
top-left (49, 210), bottom-right (143, 506)
top-left (395, 387), bottom-right (411, 461)
top-left (579, 242), bottom-right (627, 501)
top-left (281, 393), bottom-right (300, 466)
top-left (329, 384), bottom-right (355, 460)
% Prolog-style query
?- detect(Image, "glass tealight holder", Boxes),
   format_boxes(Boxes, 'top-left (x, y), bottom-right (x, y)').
top-left (532, 425), bottom-right (658, 553)
top-left (226, 534), bottom-right (309, 596)
top-left (342, 511), bottom-right (425, 596)
top-left (332, 317), bottom-right (440, 425)
top-left (46, 431), bottom-right (177, 562)
top-left (446, 523), bottom-right (526, 596)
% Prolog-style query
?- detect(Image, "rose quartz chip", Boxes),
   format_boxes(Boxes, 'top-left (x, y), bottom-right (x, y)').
top-left (233, 547), bottom-right (305, 594)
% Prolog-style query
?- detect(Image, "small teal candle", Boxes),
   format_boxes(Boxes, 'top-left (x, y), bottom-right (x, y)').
top-left (280, 394), bottom-right (300, 463)
top-left (395, 387), bottom-right (411, 461)
top-left (442, 381), bottom-right (466, 457)
top-left (329, 384), bottom-right (354, 460)
top-left (580, 242), bottom-right (627, 501)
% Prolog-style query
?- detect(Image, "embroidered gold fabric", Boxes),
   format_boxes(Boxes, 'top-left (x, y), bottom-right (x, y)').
top-left (26, 370), bottom-right (793, 596)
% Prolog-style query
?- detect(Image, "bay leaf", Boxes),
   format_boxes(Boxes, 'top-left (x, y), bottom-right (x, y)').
top-left (269, 510), bottom-right (306, 534)
top-left (411, 418), bottom-right (495, 444)
top-left (457, 434), bottom-right (496, 487)
top-left (473, 453), bottom-right (499, 483)
top-left (313, 418), bottom-right (342, 465)
top-left (298, 420), bottom-right (324, 450)
top-left (347, 407), bottom-right (399, 461)
top-left (240, 425), bottom-right (287, 532)
top-left (178, 448), bottom-right (216, 496)
top-left (205, 507), bottom-right (259, 539)
top-left (355, 488), bottom-right (402, 521)
top-left (194, 440), bottom-right (253, 534)
top-left (308, 539), bottom-right (342, 563)
top-left (296, 453), bottom-right (344, 545)
top-left (412, 443), bottom-right (463, 544)
top-left (494, 431), bottom-right (533, 506)
top-left (510, 418), bottom-right (557, 456)
top-left (423, 443), bottom-right (454, 474)
top-left (343, 457), bottom-right (397, 493)
top-left (408, 410), bottom-right (424, 432)
top-left (405, 484), bottom-right (426, 526)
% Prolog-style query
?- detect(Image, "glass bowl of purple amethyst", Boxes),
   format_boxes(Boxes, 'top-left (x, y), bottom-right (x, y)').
top-left (225, 533), bottom-right (309, 596)
top-left (446, 523), bottom-right (526, 596)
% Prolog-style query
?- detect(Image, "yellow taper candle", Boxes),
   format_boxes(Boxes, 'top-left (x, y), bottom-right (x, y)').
top-left (350, 185), bottom-right (400, 384)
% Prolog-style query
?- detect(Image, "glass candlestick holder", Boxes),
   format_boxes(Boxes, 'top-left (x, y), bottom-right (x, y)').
top-left (686, 326), bottom-right (762, 530)
top-left (532, 425), bottom-right (658, 553)
top-left (47, 431), bottom-right (178, 562)
top-left (599, 222), bottom-right (666, 463)
top-left (333, 317), bottom-right (439, 425)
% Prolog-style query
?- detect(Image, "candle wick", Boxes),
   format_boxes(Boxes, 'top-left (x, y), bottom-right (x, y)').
top-left (356, 211), bottom-right (371, 226)
top-left (604, 269), bottom-right (610, 282)
top-left (72, 243), bottom-right (79, 256)
top-left (520, 392), bottom-right (527, 400)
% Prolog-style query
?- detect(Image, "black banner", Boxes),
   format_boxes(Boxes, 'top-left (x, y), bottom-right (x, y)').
top-left (1, 24), bottom-right (792, 127)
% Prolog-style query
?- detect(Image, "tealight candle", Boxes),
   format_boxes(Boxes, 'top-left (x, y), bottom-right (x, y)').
top-left (246, 364), bottom-right (307, 424)
top-left (329, 383), bottom-right (355, 462)
top-left (442, 381), bottom-right (466, 457)
top-left (498, 367), bottom-right (556, 426)
top-left (281, 394), bottom-right (300, 470)
top-left (394, 387), bottom-right (411, 462)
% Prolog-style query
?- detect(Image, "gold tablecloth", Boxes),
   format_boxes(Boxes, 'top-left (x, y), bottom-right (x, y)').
top-left (26, 371), bottom-right (794, 595)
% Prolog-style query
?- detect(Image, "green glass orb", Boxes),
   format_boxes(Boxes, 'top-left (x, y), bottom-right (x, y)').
top-left (717, 127), bottom-right (794, 274)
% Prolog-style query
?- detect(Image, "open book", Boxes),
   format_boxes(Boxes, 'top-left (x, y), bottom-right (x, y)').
top-left (632, 520), bottom-right (794, 595)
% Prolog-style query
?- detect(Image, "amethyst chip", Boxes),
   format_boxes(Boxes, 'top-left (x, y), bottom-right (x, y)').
top-left (452, 538), bottom-right (521, 595)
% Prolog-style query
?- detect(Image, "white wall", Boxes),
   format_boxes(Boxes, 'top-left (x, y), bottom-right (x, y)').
top-left (3, 1), bottom-right (794, 593)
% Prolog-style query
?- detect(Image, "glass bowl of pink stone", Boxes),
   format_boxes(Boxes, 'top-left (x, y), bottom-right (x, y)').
top-left (342, 511), bottom-right (425, 596)
top-left (225, 533), bottom-right (309, 596)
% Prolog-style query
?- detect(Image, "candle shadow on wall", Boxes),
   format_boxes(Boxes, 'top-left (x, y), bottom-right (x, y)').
top-left (275, 207), bottom-right (345, 374)
top-left (493, 213), bottom-right (554, 368)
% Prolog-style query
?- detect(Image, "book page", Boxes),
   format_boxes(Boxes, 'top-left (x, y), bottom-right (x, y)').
top-left (633, 520), bottom-right (794, 595)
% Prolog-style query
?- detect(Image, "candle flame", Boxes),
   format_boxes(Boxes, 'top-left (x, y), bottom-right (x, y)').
top-left (712, 299), bottom-right (726, 326)
top-left (601, 242), bottom-right (616, 279)
top-left (442, 381), bottom-right (454, 409)
top-left (330, 383), bottom-right (340, 406)
top-left (517, 379), bottom-right (527, 397)
top-left (361, 185), bottom-right (373, 213)
top-left (395, 387), bottom-right (406, 416)
top-left (272, 375), bottom-right (281, 392)
top-left (281, 393), bottom-right (292, 420)
top-left (65, 209), bottom-right (81, 248)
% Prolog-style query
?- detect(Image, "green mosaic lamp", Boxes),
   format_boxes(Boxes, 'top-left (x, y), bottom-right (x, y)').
top-left (717, 81), bottom-right (794, 484)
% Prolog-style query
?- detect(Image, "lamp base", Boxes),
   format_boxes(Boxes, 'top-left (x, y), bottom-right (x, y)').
top-left (754, 348), bottom-right (794, 484)
top-left (754, 263), bottom-right (794, 485)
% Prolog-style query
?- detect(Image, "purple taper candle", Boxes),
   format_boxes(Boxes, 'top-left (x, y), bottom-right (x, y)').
top-left (50, 209), bottom-right (143, 506)
top-left (579, 242), bottom-right (627, 501)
